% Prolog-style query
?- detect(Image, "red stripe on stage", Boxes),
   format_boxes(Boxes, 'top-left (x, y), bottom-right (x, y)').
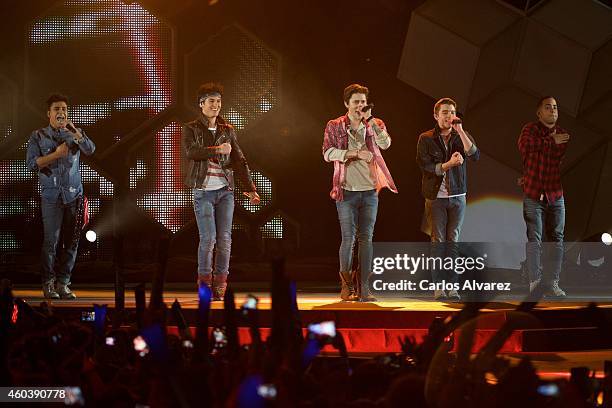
top-left (166, 326), bottom-right (523, 353)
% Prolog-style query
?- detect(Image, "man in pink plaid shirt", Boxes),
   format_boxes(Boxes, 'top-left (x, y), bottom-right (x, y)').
top-left (322, 84), bottom-right (397, 301)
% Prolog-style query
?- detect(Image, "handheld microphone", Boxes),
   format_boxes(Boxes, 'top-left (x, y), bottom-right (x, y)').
top-left (216, 133), bottom-right (229, 165)
top-left (57, 116), bottom-right (78, 133)
top-left (361, 103), bottom-right (374, 113)
top-left (451, 119), bottom-right (462, 125)
top-left (66, 122), bottom-right (78, 133)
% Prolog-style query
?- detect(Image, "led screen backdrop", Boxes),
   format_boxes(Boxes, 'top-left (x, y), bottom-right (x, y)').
top-left (0, 0), bottom-right (284, 263)
top-left (129, 23), bottom-right (281, 236)
top-left (10, 0), bottom-right (176, 261)
top-left (0, 142), bottom-right (114, 260)
top-left (184, 24), bottom-right (279, 131)
top-left (129, 117), bottom-right (277, 234)
top-left (0, 78), bottom-right (16, 143)
top-left (26, 0), bottom-right (174, 151)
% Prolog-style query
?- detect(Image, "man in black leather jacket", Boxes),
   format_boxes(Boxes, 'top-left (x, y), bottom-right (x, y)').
top-left (182, 82), bottom-right (260, 300)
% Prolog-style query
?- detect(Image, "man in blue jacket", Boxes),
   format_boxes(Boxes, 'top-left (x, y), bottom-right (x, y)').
top-left (26, 94), bottom-right (96, 299)
top-left (416, 98), bottom-right (479, 300)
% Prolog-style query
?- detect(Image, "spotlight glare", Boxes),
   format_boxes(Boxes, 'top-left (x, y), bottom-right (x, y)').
top-left (86, 230), bottom-right (97, 242)
top-left (602, 233), bottom-right (612, 246)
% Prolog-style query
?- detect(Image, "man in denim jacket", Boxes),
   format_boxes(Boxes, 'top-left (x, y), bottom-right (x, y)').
top-left (26, 94), bottom-right (96, 299)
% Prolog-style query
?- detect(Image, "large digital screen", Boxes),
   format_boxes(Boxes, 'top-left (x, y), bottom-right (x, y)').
top-left (1, 0), bottom-right (284, 263)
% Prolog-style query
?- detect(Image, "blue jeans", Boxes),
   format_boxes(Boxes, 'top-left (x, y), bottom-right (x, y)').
top-left (336, 190), bottom-right (379, 279)
top-left (523, 196), bottom-right (565, 284)
top-left (193, 187), bottom-right (234, 277)
top-left (426, 195), bottom-right (466, 283)
top-left (41, 197), bottom-right (80, 285)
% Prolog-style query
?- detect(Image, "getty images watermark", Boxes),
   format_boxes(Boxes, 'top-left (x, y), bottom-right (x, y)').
top-left (370, 252), bottom-right (512, 292)
top-left (367, 242), bottom-right (612, 301)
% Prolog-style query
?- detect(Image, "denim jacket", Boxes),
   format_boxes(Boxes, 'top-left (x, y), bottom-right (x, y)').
top-left (416, 125), bottom-right (479, 200)
top-left (26, 125), bottom-right (96, 204)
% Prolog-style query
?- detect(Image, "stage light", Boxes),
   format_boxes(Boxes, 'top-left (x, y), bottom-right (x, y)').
top-left (602, 233), bottom-right (612, 246)
top-left (86, 230), bottom-right (97, 243)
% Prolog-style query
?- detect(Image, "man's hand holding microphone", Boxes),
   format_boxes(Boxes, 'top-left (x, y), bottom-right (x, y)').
top-left (214, 140), bottom-right (260, 204)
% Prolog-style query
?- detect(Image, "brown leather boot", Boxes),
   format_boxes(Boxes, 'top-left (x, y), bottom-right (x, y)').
top-left (339, 271), bottom-right (358, 301)
top-left (352, 270), bottom-right (360, 297)
top-left (357, 272), bottom-right (376, 302)
top-left (212, 274), bottom-right (227, 301)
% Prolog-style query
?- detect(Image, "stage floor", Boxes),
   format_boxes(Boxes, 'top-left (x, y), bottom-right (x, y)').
top-left (12, 285), bottom-right (612, 312)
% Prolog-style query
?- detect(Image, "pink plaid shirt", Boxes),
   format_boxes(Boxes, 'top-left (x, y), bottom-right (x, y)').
top-left (322, 114), bottom-right (398, 201)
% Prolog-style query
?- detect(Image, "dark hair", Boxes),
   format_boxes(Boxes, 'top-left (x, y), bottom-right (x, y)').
top-left (343, 84), bottom-right (369, 104)
top-left (536, 95), bottom-right (556, 109)
top-left (46, 94), bottom-right (69, 110)
top-left (433, 97), bottom-right (457, 115)
top-left (197, 82), bottom-right (224, 104)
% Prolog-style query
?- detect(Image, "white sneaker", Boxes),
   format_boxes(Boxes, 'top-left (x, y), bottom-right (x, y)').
top-left (529, 279), bottom-right (541, 293)
top-left (447, 289), bottom-right (461, 300)
top-left (549, 281), bottom-right (567, 297)
top-left (434, 289), bottom-right (447, 300)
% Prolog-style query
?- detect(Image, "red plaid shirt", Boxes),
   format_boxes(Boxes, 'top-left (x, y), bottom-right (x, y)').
top-left (518, 121), bottom-right (567, 203)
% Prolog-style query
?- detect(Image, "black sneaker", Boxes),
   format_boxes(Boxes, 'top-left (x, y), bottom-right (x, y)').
top-left (56, 284), bottom-right (77, 300)
top-left (43, 282), bottom-right (60, 299)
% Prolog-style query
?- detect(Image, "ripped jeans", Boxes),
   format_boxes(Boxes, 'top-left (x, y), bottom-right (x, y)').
top-left (193, 187), bottom-right (234, 278)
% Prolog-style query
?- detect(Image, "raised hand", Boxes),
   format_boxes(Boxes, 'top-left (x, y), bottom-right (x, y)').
top-left (217, 142), bottom-right (232, 155)
top-left (552, 132), bottom-right (570, 145)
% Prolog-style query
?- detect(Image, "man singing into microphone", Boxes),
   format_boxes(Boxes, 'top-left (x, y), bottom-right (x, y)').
top-left (416, 98), bottom-right (479, 300)
top-left (26, 94), bottom-right (96, 299)
top-left (518, 96), bottom-right (569, 298)
top-left (322, 83), bottom-right (397, 301)
top-left (182, 82), bottom-right (260, 301)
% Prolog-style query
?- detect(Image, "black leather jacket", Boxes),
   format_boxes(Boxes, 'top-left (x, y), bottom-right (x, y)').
top-left (181, 115), bottom-right (256, 191)
top-left (416, 125), bottom-right (479, 200)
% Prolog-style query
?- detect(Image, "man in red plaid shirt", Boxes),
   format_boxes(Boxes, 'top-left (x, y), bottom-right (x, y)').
top-left (518, 96), bottom-right (570, 297)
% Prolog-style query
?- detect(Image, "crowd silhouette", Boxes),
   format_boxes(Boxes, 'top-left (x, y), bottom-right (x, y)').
top-left (1, 259), bottom-right (611, 407)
